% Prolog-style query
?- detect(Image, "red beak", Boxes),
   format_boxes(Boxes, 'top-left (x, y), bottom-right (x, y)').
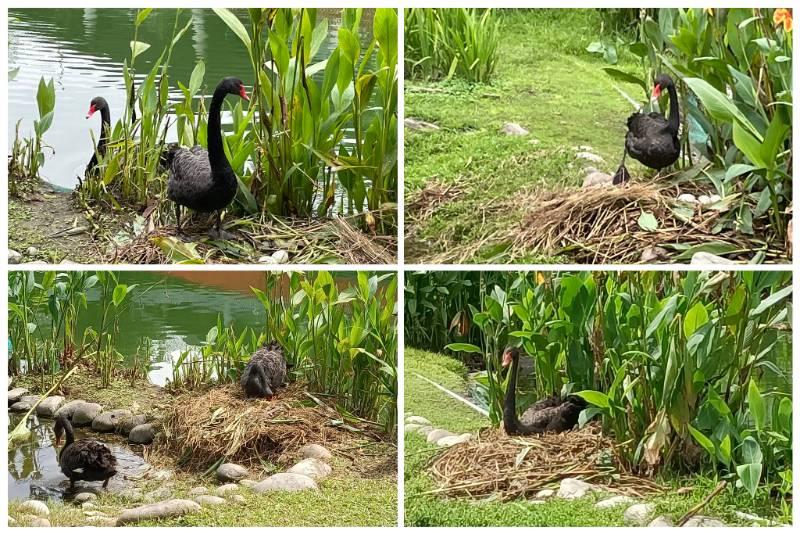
top-left (86, 104), bottom-right (96, 119)
top-left (239, 86), bottom-right (250, 101)
top-left (502, 349), bottom-right (513, 368)
top-left (651, 84), bottom-right (662, 99)
top-left (55, 436), bottom-right (61, 446)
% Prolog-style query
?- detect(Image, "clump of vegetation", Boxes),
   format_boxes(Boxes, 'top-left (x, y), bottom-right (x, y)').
top-left (405, 8), bottom-right (500, 83)
top-left (8, 76), bottom-right (55, 196)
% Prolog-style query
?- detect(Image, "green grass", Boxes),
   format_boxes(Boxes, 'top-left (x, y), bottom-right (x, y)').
top-left (404, 348), bottom-right (789, 526)
top-left (405, 9), bottom-right (651, 263)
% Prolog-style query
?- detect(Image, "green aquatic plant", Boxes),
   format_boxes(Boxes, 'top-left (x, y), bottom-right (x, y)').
top-left (9, 76), bottom-right (55, 195)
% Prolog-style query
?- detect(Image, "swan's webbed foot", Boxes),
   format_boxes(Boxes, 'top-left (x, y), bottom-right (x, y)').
top-left (208, 210), bottom-right (236, 240)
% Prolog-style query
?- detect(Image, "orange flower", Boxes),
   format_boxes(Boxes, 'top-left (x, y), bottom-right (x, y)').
top-left (774, 8), bottom-right (792, 32)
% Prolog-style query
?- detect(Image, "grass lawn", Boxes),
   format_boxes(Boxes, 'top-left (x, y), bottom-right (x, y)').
top-left (403, 348), bottom-right (789, 526)
top-left (404, 9), bottom-right (653, 263)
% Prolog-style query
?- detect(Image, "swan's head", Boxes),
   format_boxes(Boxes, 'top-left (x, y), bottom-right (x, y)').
top-left (501, 346), bottom-right (519, 368)
top-left (221, 77), bottom-right (250, 101)
top-left (651, 74), bottom-right (674, 99)
top-left (53, 414), bottom-right (68, 446)
top-left (86, 96), bottom-right (108, 119)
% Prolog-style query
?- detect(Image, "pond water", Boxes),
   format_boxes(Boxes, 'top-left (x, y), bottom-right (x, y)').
top-left (7, 412), bottom-right (149, 502)
top-left (8, 8), bottom-right (373, 200)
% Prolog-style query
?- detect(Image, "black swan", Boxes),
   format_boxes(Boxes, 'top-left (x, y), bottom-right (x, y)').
top-left (85, 96), bottom-right (111, 177)
top-left (241, 341), bottom-right (288, 399)
top-left (53, 413), bottom-right (117, 489)
top-left (501, 347), bottom-right (587, 435)
top-left (164, 76), bottom-right (249, 238)
top-left (613, 74), bottom-right (681, 185)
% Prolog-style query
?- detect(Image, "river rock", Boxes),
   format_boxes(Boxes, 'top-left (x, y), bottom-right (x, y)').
top-left (229, 494), bottom-right (247, 504)
top-left (683, 516), bottom-right (727, 527)
top-left (404, 423), bottom-right (422, 433)
top-left (500, 122), bottom-right (529, 136)
top-left (215, 484), bottom-right (239, 496)
top-left (8, 387), bottom-right (28, 404)
top-left (648, 515), bottom-right (674, 527)
top-left (10, 395), bottom-right (39, 412)
top-left (300, 443), bottom-right (332, 460)
top-left (144, 488), bottom-right (173, 502)
top-left (238, 479), bottom-right (257, 489)
top-left (287, 458), bottom-right (332, 481)
top-left (641, 246), bottom-right (669, 263)
top-left (72, 402), bottom-right (103, 426)
top-left (54, 399), bottom-right (87, 419)
top-left (148, 468), bottom-right (173, 481)
top-left (426, 429), bottom-right (455, 443)
top-left (119, 414), bottom-right (148, 435)
top-left (92, 409), bottom-right (133, 432)
top-left (582, 168), bottom-right (614, 188)
top-left (253, 473), bottom-right (318, 493)
top-left (691, 252), bottom-right (733, 265)
top-left (129, 423), bottom-right (156, 444)
top-left (406, 416), bottom-right (431, 425)
top-left (193, 495), bottom-right (226, 506)
top-left (20, 500), bottom-right (49, 517)
top-left (9, 249), bottom-right (22, 264)
top-left (30, 518), bottom-right (51, 527)
top-left (217, 463), bottom-right (249, 482)
top-left (623, 503), bottom-right (655, 525)
top-left (271, 250), bottom-right (289, 263)
top-left (536, 489), bottom-right (555, 499)
top-left (557, 478), bottom-right (593, 499)
top-left (26, 246), bottom-right (38, 256)
top-left (35, 396), bottom-right (65, 417)
top-left (189, 486), bottom-right (208, 496)
top-left (415, 425), bottom-right (434, 437)
top-left (405, 117), bottom-right (440, 131)
top-left (677, 193), bottom-right (698, 204)
top-left (116, 499), bottom-right (201, 525)
top-left (596, 495), bottom-right (636, 509)
top-left (74, 492), bottom-right (97, 504)
top-left (437, 433), bottom-right (472, 447)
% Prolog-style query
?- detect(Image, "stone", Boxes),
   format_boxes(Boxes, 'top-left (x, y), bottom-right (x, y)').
top-left (215, 484), bottom-right (239, 496)
top-left (299, 443), bottom-right (332, 460)
top-left (72, 402), bottom-right (103, 426)
top-left (257, 256), bottom-right (277, 264)
top-left (92, 409), bottom-right (133, 432)
top-left (576, 152), bottom-right (604, 163)
top-left (691, 252), bottom-right (733, 265)
top-left (54, 399), bottom-right (87, 419)
top-left (437, 433), bottom-right (472, 447)
top-left (556, 478), bottom-right (593, 499)
top-left (217, 463), bottom-right (249, 482)
top-left (677, 193), bottom-right (698, 204)
top-left (238, 479), bottom-right (258, 489)
top-left (26, 247), bottom-right (38, 256)
top-left (74, 492), bottom-right (97, 504)
top-left (118, 414), bottom-right (148, 435)
top-left (253, 473), bottom-right (318, 493)
top-left (129, 423), bottom-right (156, 444)
top-left (287, 458), bottom-right (332, 481)
top-left (20, 500), bottom-right (49, 517)
top-left (271, 250), bottom-right (289, 263)
top-left (144, 488), bottom-right (173, 502)
top-left (230, 495), bottom-right (247, 504)
top-left (582, 168), bottom-right (614, 188)
top-left (148, 468), bottom-right (173, 481)
top-left (406, 416), bottom-right (431, 425)
top-left (36, 395), bottom-right (65, 417)
top-left (193, 495), bottom-right (226, 506)
top-left (81, 502), bottom-right (96, 510)
top-left (595, 495), bottom-right (636, 509)
top-left (426, 429), bottom-right (455, 443)
top-left (404, 423), bottom-right (422, 433)
top-left (648, 515), bottom-right (674, 527)
top-left (9, 249), bottom-right (22, 264)
top-left (189, 486), bottom-right (208, 496)
top-left (10, 395), bottom-right (39, 412)
top-left (30, 518), bottom-right (51, 527)
top-left (697, 195), bottom-right (711, 205)
top-left (116, 499), bottom-right (201, 525)
top-left (641, 246), bottom-right (669, 263)
top-left (623, 503), bottom-right (655, 525)
top-left (536, 489), bottom-right (555, 499)
top-left (404, 117), bottom-right (439, 131)
top-left (415, 425), bottom-right (434, 437)
top-left (500, 122), bottom-right (529, 136)
top-left (682, 516), bottom-right (727, 527)
top-left (8, 387), bottom-right (28, 403)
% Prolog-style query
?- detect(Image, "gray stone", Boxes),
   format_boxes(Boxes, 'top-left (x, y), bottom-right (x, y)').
top-left (648, 515), bottom-right (674, 527)
top-left (583, 169), bottom-right (614, 188)
top-left (8, 387), bottom-right (28, 403)
top-left (30, 518), bottom-right (51, 527)
top-left (36, 396), bottom-right (65, 417)
top-left (26, 247), bottom-right (38, 256)
top-left (217, 463), bottom-right (249, 482)
top-left (257, 256), bottom-right (278, 264)
top-left (92, 409), bottom-right (133, 432)
top-left (20, 500), bottom-right (49, 517)
top-left (72, 402), bottom-right (103, 426)
top-left (641, 246), bottom-right (669, 263)
top-left (576, 152), bottom-right (604, 163)
top-left (536, 489), bottom-right (555, 499)
top-left (415, 426), bottom-right (434, 437)
top-left (9, 249), bottom-right (22, 264)
top-left (683, 516), bottom-right (727, 527)
top-left (81, 502), bottom-right (96, 510)
top-left (406, 416), bottom-right (431, 425)
top-left (230, 494), bottom-right (247, 504)
top-left (596, 495), bottom-right (636, 509)
top-left (299, 443), bottom-right (332, 460)
top-left (147, 468), bottom-right (173, 481)
top-left (54, 399), bottom-right (87, 419)
top-left (118, 414), bottom-right (148, 435)
top-left (500, 122), bottom-right (529, 136)
top-left (271, 250), bottom-right (289, 263)
top-left (677, 193), bottom-right (698, 204)
top-left (238, 479), bottom-right (257, 489)
top-left (129, 423), bottom-right (156, 444)
top-left (623, 503), bottom-right (655, 525)
top-left (193, 495), bottom-right (226, 506)
top-left (426, 429), bottom-right (455, 443)
top-left (287, 458), bottom-right (332, 481)
top-left (252, 473), bottom-right (318, 493)
top-left (215, 484), bottom-right (239, 496)
top-left (189, 486), bottom-right (208, 496)
top-left (144, 488), bottom-right (173, 502)
top-left (691, 252), bottom-right (733, 265)
top-left (116, 499), bottom-right (201, 525)
top-left (10, 395), bottom-right (39, 412)
top-left (437, 433), bottom-right (472, 447)
top-left (556, 478), bottom-right (593, 499)
top-left (74, 492), bottom-right (97, 504)
top-left (405, 117), bottom-right (440, 131)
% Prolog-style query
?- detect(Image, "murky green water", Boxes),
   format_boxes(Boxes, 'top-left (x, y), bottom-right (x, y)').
top-left (8, 8), bottom-right (372, 191)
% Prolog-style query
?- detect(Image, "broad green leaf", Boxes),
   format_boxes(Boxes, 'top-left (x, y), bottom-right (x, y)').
top-left (637, 211), bottom-right (658, 231)
top-left (130, 40), bottom-right (151, 60)
top-left (189, 61), bottom-right (205, 96)
top-left (135, 8), bottom-right (153, 27)
top-left (575, 390), bottom-right (610, 409)
top-left (683, 302), bottom-right (709, 338)
top-left (444, 343), bottom-right (482, 354)
top-left (747, 378), bottom-right (766, 431)
top-left (213, 8), bottom-right (251, 53)
top-left (684, 77), bottom-right (762, 141)
top-left (736, 463), bottom-right (762, 498)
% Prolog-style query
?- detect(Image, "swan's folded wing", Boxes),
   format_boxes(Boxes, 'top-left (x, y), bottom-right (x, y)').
top-left (167, 148), bottom-right (214, 201)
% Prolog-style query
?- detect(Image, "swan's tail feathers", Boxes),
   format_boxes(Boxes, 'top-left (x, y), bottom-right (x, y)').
top-left (612, 149), bottom-right (630, 185)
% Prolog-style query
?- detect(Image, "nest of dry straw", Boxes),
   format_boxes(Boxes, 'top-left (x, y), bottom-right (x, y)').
top-left (426, 424), bottom-right (663, 501)
top-left (510, 181), bottom-right (779, 264)
top-left (157, 382), bottom-right (383, 471)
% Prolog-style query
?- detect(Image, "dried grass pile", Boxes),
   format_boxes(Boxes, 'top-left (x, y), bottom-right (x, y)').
top-left (426, 424), bottom-right (663, 501)
top-left (157, 382), bottom-right (385, 471)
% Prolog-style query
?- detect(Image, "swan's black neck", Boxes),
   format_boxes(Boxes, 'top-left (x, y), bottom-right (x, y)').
top-left (503, 353), bottom-right (521, 435)
top-left (665, 83), bottom-right (680, 135)
top-left (97, 106), bottom-right (111, 156)
top-left (207, 84), bottom-right (234, 179)
top-left (58, 417), bottom-right (75, 460)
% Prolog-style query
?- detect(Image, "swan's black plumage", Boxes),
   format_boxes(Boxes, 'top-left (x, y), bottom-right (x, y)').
top-left (241, 341), bottom-right (288, 399)
top-left (54, 413), bottom-right (117, 489)
top-left (85, 96), bottom-right (111, 178)
top-left (501, 347), bottom-right (586, 436)
top-left (613, 74), bottom-right (681, 184)
top-left (165, 77), bottom-right (249, 234)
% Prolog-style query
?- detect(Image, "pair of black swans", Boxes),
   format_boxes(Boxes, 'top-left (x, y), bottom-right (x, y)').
top-left (85, 77), bottom-right (249, 237)
top-left (51, 340), bottom-right (287, 490)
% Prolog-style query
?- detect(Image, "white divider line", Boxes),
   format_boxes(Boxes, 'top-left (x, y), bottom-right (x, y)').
top-left (412, 372), bottom-right (489, 418)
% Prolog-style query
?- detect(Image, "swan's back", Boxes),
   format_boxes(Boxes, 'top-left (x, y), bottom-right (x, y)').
top-left (60, 439), bottom-right (117, 482)
top-left (249, 342), bottom-right (288, 389)
top-left (166, 146), bottom-right (213, 202)
top-left (625, 112), bottom-right (680, 169)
